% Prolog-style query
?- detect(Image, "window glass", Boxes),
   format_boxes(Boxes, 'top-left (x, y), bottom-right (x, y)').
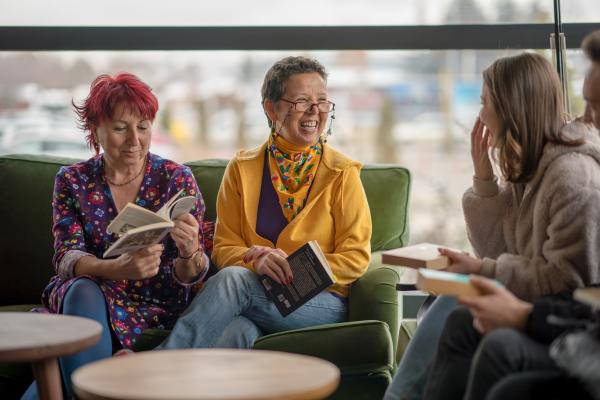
top-left (0, 0), bottom-right (562, 26)
top-left (4, 48), bottom-right (583, 248)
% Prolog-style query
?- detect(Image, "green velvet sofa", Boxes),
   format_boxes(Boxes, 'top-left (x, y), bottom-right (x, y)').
top-left (0, 153), bottom-right (412, 400)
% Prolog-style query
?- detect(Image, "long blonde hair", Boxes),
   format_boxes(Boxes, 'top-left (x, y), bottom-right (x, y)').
top-left (483, 53), bottom-right (573, 183)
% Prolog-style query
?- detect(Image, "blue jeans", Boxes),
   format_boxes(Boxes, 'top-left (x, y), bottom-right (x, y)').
top-left (21, 278), bottom-right (113, 400)
top-left (158, 266), bottom-right (347, 349)
top-left (383, 296), bottom-right (457, 400)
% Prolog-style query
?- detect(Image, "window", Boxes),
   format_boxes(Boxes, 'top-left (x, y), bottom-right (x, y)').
top-left (1, 0), bottom-right (598, 248)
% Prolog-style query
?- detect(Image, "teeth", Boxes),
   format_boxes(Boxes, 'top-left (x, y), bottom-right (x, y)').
top-left (300, 121), bottom-right (317, 128)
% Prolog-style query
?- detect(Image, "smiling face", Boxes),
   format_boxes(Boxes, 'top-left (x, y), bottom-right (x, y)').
top-left (93, 102), bottom-right (152, 171)
top-left (265, 72), bottom-right (329, 147)
top-left (583, 62), bottom-right (600, 130)
top-left (479, 84), bottom-right (502, 139)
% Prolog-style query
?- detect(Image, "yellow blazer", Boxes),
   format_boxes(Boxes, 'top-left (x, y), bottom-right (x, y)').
top-left (212, 141), bottom-right (372, 297)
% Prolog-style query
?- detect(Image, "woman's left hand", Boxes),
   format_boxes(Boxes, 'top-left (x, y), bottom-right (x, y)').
top-left (171, 213), bottom-right (200, 257)
top-left (439, 248), bottom-right (483, 275)
top-left (244, 245), bottom-right (281, 264)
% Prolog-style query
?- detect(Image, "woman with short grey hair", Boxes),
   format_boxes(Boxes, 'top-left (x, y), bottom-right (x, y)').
top-left (158, 56), bottom-right (373, 349)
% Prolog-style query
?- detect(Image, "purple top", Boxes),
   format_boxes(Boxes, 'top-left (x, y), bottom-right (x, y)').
top-left (256, 152), bottom-right (288, 244)
top-left (41, 153), bottom-right (206, 349)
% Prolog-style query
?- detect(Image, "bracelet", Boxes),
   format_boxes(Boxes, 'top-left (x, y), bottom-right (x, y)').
top-left (179, 248), bottom-right (200, 260)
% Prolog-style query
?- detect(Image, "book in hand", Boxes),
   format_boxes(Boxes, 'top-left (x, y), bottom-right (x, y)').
top-left (259, 240), bottom-right (335, 317)
top-left (573, 287), bottom-right (600, 308)
top-left (382, 243), bottom-right (457, 269)
top-left (416, 269), bottom-right (501, 298)
top-left (103, 189), bottom-right (195, 258)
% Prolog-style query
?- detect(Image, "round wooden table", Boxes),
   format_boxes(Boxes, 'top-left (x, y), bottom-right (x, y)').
top-left (0, 312), bottom-right (102, 400)
top-left (72, 349), bottom-right (340, 400)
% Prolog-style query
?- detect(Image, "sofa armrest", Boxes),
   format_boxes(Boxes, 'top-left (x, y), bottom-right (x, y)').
top-left (348, 262), bottom-right (400, 355)
top-left (253, 320), bottom-right (394, 375)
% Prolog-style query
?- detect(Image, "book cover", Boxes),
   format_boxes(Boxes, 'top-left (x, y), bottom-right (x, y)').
top-left (259, 241), bottom-right (335, 317)
top-left (416, 269), bottom-right (482, 298)
top-left (382, 243), bottom-right (451, 269)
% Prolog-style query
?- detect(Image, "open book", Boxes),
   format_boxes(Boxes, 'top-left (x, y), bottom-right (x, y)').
top-left (416, 269), bottom-right (501, 298)
top-left (103, 189), bottom-right (196, 258)
top-left (382, 243), bottom-right (457, 269)
top-left (259, 240), bottom-right (335, 317)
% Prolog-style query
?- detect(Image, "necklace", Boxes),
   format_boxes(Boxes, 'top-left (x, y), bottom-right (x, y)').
top-left (104, 156), bottom-right (147, 187)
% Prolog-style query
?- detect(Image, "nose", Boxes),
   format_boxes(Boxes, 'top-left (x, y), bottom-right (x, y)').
top-left (306, 103), bottom-right (319, 114)
top-left (127, 127), bottom-right (141, 145)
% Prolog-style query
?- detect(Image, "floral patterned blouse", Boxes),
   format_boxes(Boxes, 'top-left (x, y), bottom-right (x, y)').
top-left (41, 153), bottom-right (206, 349)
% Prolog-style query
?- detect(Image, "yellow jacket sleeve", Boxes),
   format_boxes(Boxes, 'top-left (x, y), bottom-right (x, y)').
top-left (211, 159), bottom-right (254, 270)
top-left (325, 165), bottom-right (372, 287)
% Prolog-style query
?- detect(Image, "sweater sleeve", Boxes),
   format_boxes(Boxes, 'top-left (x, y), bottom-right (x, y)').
top-left (211, 158), bottom-right (254, 270)
top-left (324, 165), bottom-right (372, 286)
top-left (525, 288), bottom-right (595, 344)
top-left (487, 155), bottom-right (600, 301)
top-left (462, 176), bottom-right (512, 259)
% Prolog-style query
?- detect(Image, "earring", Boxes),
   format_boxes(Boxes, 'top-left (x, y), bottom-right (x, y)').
top-left (324, 112), bottom-right (335, 143)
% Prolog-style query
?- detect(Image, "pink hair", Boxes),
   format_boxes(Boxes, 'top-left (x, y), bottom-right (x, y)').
top-left (73, 73), bottom-right (158, 154)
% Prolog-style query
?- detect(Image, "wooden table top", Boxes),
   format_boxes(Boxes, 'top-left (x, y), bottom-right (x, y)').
top-left (0, 312), bottom-right (102, 362)
top-left (72, 348), bottom-right (340, 400)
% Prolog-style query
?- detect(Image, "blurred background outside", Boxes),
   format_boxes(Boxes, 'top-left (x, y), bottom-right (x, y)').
top-left (0, 0), bottom-right (597, 250)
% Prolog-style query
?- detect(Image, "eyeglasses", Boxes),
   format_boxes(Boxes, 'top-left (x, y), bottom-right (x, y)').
top-left (279, 98), bottom-right (335, 113)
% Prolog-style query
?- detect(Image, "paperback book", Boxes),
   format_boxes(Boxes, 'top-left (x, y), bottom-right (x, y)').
top-left (416, 269), bottom-right (501, 298)
top-left (103, 189), bottom-right (195, 258)
top-left (259, 240), bottom-right (335, 317)
top-left (382, 243), bottom-right (454, 269)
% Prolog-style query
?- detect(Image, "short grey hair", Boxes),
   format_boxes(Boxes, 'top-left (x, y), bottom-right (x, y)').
top-left (261, 56), bottom-right (328, 127)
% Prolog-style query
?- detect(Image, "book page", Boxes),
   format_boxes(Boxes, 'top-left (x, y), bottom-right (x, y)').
top-left (168, 196), bottom-right (196, 221)
top-left (307, 240), bottom-right (335, 281)
top-left (157, 189), bottom-right (184, 219)
top-left (106, 203), bottom-right (166, 235)
top-left (103, 222), bottom-right (173, 258)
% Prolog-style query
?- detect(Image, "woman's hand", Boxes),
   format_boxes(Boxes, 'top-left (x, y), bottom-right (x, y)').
top-left (110, 244), bottom-right (164, 280)
top-left (254, 248), bottom-right (293, 285)
top-left (244, 245), bottom-right (280, 264)
top-left (171, 213), bottom-right (200, 258)
top-left (460, 275), bottom-right (533, 335)
top-left (471, 117), bottom-right (494, 180)
top-left (439, 248), bottom-right (483, 275)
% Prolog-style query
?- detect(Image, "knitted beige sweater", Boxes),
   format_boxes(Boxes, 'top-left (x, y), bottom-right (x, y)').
top-left (463, 121), bottom-right (600, 301)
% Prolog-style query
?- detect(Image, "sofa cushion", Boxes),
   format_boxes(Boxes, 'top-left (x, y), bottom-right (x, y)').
top-left (0, 154), bottom-right (411, 306)
top-left (253, 320), bottom-right (394, 376)
top-left (184, 159), bottom-right (228, 222)
top-left (0, 154), bottom-right (81, 306)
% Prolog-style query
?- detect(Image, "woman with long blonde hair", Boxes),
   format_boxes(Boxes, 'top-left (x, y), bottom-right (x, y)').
top-left (384, 52), bottom-right (600, 400)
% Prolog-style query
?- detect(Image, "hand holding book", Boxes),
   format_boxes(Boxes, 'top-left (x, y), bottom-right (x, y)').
top-left (459, 275), bottom-right (532, 335)
top-left (103, 189), bottom-right (197, 258)
top-left (257, 241), bottom-right (335, 317)
top-left (93, 244), bottom-right (163, 281)
top-left (251, 247), bottom-right (293, 285)
top-left (438, 247), bottom-right (483, 275)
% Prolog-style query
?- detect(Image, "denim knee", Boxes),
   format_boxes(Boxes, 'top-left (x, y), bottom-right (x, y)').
top-left (210, 266), bottom-right (256, 289)
top-left (62, 278), bottom-right (105, 315)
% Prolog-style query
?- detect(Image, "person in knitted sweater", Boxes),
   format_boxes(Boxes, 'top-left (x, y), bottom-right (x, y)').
top-left (384, 46), bottom-right (600, 400)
